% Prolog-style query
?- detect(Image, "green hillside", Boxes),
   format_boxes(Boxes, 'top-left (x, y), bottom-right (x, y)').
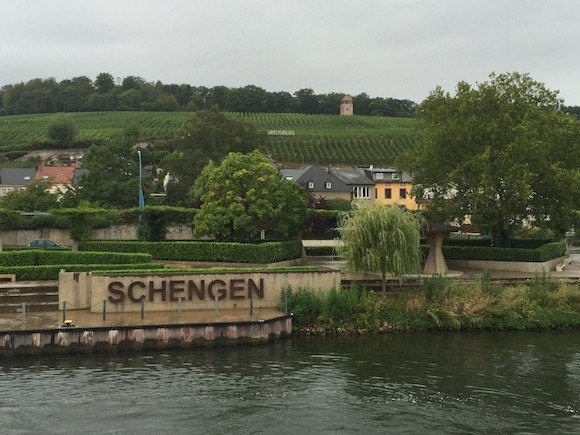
top-left (0, 111), bottom-right (418, 165)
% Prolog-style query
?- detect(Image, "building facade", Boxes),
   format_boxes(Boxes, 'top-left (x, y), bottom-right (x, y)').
top-left (364, 167), bottom-right (419, 210)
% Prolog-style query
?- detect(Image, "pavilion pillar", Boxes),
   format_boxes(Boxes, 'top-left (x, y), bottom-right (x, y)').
top-left (423, 231), bottom-right (448, 275)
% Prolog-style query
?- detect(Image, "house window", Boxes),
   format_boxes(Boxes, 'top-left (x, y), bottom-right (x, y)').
top-left (325, 181), bottom-right (332, 189)
top-left (285, 176), bottom-right (293, 181)
top-left (385, 188), bottom-right (392, 199)
top-left (392, 173), bottom-right (400, 180)
top-left (375, 172), bottom-right (384, 180)
top-left (352, 186), bottom-right (370, 199)
top-left (400, 188), bottom-right (406, 199)
top-left (307, 181), bottom-right (314, 189)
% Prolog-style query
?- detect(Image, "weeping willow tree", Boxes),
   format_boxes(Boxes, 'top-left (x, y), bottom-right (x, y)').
top-left (337, 204), bottom-right (423, 292)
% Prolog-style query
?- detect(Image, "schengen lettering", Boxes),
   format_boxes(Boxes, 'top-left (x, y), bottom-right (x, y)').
top-left (107, 278), bottom-right (265, 304)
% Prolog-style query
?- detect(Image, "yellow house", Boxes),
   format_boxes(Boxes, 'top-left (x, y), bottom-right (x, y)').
top-left (364, 167), bottom-right (419, 210)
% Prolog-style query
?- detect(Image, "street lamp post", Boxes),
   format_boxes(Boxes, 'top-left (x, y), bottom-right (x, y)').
top-left (138, 150), bottom-right (143, 208)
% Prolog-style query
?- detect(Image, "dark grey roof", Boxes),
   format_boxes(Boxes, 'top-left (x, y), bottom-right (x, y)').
top-left (363, 167), bottom-right (413, 183)
top-left (331, 167), bottom-right (374, 185)
top-left (281, 165), bottom-right (351, 193)
top-left (0, 168), bottom-right (37, 186)
top-left (280, 168), bottom-right (305, 181)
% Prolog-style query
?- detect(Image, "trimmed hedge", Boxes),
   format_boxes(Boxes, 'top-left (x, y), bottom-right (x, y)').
top-left (93, 266), bottom-right (317, 276)
top-left (439, 242), bottom-right (566, 262)
top-left (442, 238), bottom-right (554, 248)
top-left (79, 240), bottom-right (303, 263)
top-left (0, 263), bottom-right (165, 281)
top-left (0, 250), bottom-right (153, 266)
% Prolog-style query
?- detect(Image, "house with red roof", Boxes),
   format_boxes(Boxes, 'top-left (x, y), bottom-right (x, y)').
top-left (35, 166), bottom-right (76, 194)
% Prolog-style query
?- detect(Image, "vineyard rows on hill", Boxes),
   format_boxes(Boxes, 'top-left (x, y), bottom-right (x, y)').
top-left (0, 112), bottom-right (417, 165)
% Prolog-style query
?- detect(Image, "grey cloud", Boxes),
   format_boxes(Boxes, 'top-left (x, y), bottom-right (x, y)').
top-left (1, 0), bottom-right (579, 104)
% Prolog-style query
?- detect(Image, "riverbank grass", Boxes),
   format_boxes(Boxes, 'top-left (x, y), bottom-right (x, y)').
top-left (283, 275), bottom-right (580, 333)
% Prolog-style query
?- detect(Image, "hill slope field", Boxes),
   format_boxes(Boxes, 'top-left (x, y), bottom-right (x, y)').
top-left (0, 111), bottom-right (418, 165)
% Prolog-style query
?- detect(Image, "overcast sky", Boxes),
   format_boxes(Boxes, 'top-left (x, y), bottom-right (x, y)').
top-left (2, 0), bottom-right (579, 105)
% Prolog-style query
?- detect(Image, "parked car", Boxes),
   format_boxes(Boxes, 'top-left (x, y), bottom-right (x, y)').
top-left (27, 239), bottom-right (63, 248)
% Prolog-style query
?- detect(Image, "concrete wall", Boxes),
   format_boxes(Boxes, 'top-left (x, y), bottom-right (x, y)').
top-left (0, 316), bottom-right (292, 357)
top-left (59, 269), bottom-right (340, 313)
top-left (1, 225), bottom-right (193, 246)
top-left (447, 256), bottom-right (567, 273)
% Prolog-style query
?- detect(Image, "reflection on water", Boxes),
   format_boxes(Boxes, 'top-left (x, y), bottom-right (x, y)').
top-left (0, 331), bottom-right (578, 434)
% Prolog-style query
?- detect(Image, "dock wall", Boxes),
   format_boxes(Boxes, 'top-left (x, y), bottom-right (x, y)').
top-left (0, 315), bottom-right (292, 357)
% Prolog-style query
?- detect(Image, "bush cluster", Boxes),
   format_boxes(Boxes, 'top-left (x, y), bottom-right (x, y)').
top-left (282, 285), bottom-right (384, 329)
top-left (0, 263), bottom-right (164, 281)
top-left (0, 250), bottom-right (153, 266)
top-left (79, 240), bottom-right (303, 263)
top-left (285, 276), bottom-right (580, 331)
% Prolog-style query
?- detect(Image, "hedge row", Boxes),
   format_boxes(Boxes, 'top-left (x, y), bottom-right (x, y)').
top-left (442, 238), bottom-right (555, 249)
top-left (93, 266), bottom-right (317, 276)
top-left (0, 263), bottom-right (165, 281)
top-left (0, 209), bottom-right (113, 230)
top-left (0, 250), bottom-right (153, 266)
top-left (79, 240), bottom-right (303, 263)
top-left (439, 242), bottom-right (566, 262)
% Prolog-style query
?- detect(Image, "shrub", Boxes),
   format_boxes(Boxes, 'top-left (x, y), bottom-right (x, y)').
top-left (303, 209), bottom-right (340, 239)
top-left (422, 275), bottom-right (452, 303)
top-left (282, 287), bottom-right (324, 325)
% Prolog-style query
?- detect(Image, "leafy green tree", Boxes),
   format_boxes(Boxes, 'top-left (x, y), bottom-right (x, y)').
top-left (118, 89), bottom-right (144, 110)
top-left (163, 107), bottom-right (266, 205)
top-left (192, 150), bottom-right (307, 241)
top-left (294, 88), bottom-right (320, 114)
top-left (0, 181), bottom-right (60, 211)
top-left (405, 72), bottom-right (580, 246)
top-left (77, 140), bottom-right (141, 208)
top-left (57, 76), bottom-right (94, 112)
top-left (95, 73), bottom-right (115, 93)
top-left (337, 204), bottom-right (423, 292)
top-left (46, 115), bottom-right (78, 147)
top-left (154, 93), bottom-right (179, 111)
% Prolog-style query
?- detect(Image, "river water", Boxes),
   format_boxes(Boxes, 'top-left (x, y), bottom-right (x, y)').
top-left (0, 331), bottom-right (578, 434)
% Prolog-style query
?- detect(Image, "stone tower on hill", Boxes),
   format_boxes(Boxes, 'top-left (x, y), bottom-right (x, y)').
top-left (340, 95), bottom-right (353, 116)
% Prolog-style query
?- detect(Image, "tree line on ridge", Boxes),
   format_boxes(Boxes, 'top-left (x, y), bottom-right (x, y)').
top-left (0, 73), bottom-right (417, 117)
